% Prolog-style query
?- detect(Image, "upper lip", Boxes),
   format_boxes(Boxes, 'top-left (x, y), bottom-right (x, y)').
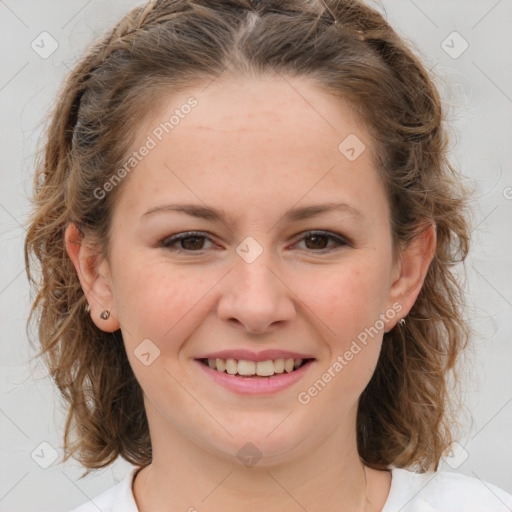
top-left (195, 349), bottom-right (315, 362)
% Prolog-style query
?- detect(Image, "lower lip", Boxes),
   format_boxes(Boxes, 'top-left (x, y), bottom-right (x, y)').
top-left (195, 359), bottom-right (315, 395)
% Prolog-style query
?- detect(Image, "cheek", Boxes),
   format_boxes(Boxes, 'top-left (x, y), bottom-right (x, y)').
top-left (115, 262), bottom-right (220, 400)
top-left (291, 257), bottom-right (390, 403)
top-left (297, 265), bottom-right (387, 412)
top-left (114, 259), bottom-right (217, 346)
top-left (293, 258), bottom-right (391, 343)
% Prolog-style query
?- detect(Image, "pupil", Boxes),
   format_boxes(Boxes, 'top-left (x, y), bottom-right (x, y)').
top-left (182, 236), bottom-right (203, 250)
top-left (306, 235), bottom-right (327, 250)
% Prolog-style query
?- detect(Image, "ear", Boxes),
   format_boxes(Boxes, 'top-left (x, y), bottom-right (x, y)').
top-left (384, 221), bottom-right (436, 331)
top-left (65, 223), bottom-right (120, 332)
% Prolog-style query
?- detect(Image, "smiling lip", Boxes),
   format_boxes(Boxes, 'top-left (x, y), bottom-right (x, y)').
top-left (195, 349), bottom-right (315, 362)
top-left (195, 358), bottom-right (315, 395)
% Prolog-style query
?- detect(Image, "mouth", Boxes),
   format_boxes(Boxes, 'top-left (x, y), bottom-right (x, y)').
top-left (196, 357), bottom-right (315, 378)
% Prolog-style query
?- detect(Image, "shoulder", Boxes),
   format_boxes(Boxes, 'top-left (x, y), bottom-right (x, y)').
top-left (383, 467), bottom-right (512, 512)
top-left (69, 467), bottom-right (141, 512)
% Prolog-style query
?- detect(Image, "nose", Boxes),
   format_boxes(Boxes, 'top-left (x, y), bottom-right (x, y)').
top-left (216, 248), bottom-right (296, 334)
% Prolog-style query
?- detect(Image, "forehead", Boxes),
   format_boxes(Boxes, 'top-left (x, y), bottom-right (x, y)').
top-left (113, 74), bottom-right (385, 222)
top-left (136, 74), bottom-right (369, 157)
top-left (172, 74), bottom-right (363, 139)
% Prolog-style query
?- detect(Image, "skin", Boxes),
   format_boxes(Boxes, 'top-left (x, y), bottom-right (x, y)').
top-left (66, 74), bottom-right (436, 512)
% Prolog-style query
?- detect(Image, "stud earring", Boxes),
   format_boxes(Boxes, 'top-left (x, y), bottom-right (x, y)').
top-left (100, 310), bottom-right (111, 320)
top-left (385, 317), bottom-right (406, 334)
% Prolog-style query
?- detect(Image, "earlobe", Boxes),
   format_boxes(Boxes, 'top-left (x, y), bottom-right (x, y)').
top-left (385, 222), bottom-right (437, 331)
top-left (64, 223), bottom-right (120, 332)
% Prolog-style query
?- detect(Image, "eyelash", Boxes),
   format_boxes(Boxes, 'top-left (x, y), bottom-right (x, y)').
top-left (160, 230), bottom-right (349, 253)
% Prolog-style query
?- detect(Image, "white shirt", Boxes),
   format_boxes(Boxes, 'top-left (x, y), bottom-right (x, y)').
top-left (70, 466), bottom-right (512, 511)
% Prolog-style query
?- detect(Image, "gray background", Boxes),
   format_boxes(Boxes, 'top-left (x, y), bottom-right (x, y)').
top-left (1, 0), bottom-right (511, 510)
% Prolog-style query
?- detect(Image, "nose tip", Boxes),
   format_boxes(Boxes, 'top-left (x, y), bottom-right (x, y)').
top-left (217, 256), bottom-right (296, 334)
top-left (225, 314), bottom-right (287, 334)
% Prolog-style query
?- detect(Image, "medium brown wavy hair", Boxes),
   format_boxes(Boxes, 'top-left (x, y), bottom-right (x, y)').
top-left (24, 0), bottom-right (472, 477)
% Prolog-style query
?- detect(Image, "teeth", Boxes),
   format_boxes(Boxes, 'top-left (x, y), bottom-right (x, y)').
top-left (204, 357), bottom-right (306, 376)
top-left (284, 359), bottom-right (294, 372)
top-left (274, 359), bottom-right (285, 373)
top-left (226, 358), bottom-right (238, 375)
top-left (255, 360), bottom-right (274, 376)
top-left (237, 359), bottom-right (256, 375)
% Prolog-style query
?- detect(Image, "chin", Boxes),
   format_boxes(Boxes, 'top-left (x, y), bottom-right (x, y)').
top-left (204, 426), bottom-right (310, 468)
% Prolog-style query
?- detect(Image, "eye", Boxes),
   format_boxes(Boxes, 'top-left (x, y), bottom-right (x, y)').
top-left (159, 230), bottom-right (349, 254)
top-left (293, 230), bottom-right (348, 251)
top-left (160, 231), bottom-right (215, 252)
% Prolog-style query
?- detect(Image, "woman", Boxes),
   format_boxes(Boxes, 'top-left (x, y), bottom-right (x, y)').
top-left (24, 0), bottom-right (512, 510)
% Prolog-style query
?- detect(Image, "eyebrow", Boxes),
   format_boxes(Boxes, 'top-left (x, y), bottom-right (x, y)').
top-left (141, 201), bottom-right (364, 225)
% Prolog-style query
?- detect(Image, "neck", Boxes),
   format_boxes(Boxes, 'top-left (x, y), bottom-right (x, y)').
top-left (132, 401), bottom-right (388, 512)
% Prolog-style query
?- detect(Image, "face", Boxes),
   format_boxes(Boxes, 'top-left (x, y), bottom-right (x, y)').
top-left (78, 75), bottom-right (410, 466)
